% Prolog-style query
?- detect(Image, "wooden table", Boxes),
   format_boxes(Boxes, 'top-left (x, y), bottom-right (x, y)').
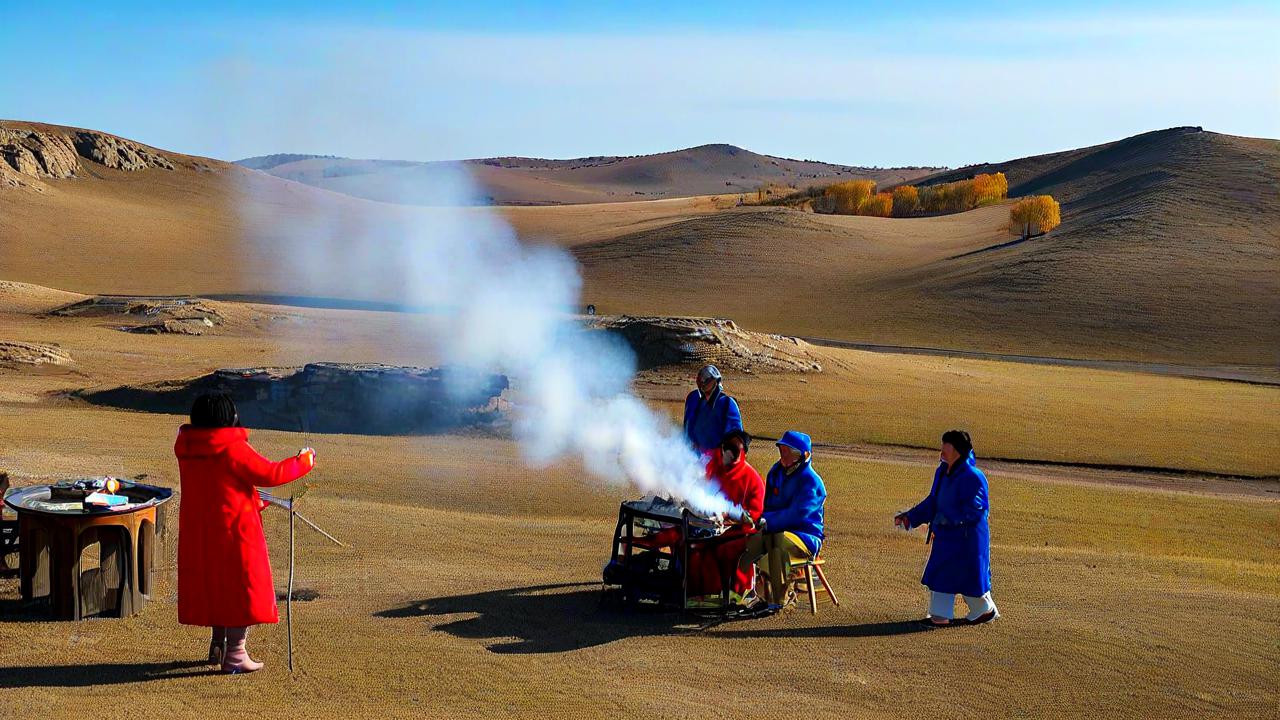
top-left (5, 482), bottom-right (172, 620)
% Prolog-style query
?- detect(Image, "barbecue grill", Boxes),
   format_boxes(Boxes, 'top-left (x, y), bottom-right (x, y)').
top-left (602, 496), bottom-right (732, 610)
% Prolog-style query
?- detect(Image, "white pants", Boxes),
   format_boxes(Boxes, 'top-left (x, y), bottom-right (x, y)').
top-left (929, 590), bottom-right (997, 621)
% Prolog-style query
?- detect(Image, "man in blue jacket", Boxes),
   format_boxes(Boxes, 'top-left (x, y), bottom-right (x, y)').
top-left (738, 430), bottom-right (826, 606)
top-left (682, 365), bottom-right (743, 455)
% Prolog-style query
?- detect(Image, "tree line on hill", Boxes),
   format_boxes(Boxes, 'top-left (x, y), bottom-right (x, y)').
top-left (754, 171), bottom-right (1060, 238)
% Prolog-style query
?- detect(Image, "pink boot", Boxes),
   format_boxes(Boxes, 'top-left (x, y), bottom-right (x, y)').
top-left (221, 626), bottom-right (264, 674)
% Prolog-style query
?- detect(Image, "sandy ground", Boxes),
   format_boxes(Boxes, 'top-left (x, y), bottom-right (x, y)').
top-left (1, 294), bottom-right (1276, 718)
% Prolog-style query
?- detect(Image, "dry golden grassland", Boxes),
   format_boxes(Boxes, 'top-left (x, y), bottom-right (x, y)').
top-left (0, 298), bottom-right (1275, 718)
top-left (0, 405), bottom-right (1274, 719)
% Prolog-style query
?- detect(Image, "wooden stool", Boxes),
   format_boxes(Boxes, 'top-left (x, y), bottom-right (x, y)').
top-left (789, 555), bottom-right (840, 614)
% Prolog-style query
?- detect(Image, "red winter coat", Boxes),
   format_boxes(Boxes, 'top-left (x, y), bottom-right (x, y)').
top-left (689, 449), bottom-right (765, 597)
top-left (175, 425), bottom-right (311, 627)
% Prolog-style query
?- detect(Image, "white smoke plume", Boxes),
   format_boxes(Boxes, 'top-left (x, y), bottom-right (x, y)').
top-left (238, 163), bottom-right (739, 517)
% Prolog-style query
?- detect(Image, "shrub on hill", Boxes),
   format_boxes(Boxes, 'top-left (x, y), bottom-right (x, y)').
top-left (1009, 195), bottom-right (1061, 238)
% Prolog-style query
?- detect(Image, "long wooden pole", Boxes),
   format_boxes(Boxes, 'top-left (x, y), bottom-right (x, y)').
top-left (287, 498), bottom-right (296, 673)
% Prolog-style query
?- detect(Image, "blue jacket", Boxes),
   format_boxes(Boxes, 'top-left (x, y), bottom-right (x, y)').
top-left (682, 387), bottom-right (742, 453)
top-left (762, 458), bottom-right (826, 555)
top-left (905, 451), bottom-right (992, 597)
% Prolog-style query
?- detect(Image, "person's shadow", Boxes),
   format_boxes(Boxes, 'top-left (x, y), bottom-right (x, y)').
top-left (0, 660), bottom-right (216, 688)
top-left (377, 581), bottom-right (932, 654)
top-left (376, 581), bottom-right (715, 654)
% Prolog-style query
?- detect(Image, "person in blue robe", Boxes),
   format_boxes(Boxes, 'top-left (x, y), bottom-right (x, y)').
top-left (682, 365), bottom-right (743, 455)
top-left (895, 430), bottom-right (999, 626)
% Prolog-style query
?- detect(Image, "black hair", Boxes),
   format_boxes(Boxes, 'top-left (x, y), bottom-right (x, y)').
top-left (191, 392), bottom-right (239, 428)
top-left (941, 429), bottom-right (973, 456)
top-left (720, 429), bottom-right (752, 454)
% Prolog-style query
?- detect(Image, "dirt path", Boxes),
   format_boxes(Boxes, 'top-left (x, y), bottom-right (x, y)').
top-left (800, 336), bottom-right (1280, 386)
top-left (789, 438), bottom-right (1280, 500)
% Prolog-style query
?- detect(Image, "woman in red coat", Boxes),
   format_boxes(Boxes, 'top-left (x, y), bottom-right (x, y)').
top-left (688, 430), bottom-right (765, 606)
top-left (175, 393), bottom-right (314, 674)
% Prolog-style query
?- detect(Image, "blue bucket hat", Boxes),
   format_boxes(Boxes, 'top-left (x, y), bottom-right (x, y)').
top-left (776, 430), bottom-right (812, 455)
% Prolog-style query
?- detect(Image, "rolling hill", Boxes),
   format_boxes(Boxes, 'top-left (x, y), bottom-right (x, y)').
top-left (234, 144), bottom-right (942, 206)
top-left (1, 120), bottom-right (1275, 367)
top-left (565, 127), bottom-right (1280, 366)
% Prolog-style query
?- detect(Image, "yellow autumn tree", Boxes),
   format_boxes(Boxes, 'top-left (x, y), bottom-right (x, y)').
top-left (917, 173), bottom-right (1009, 214)
top-left (823, 179), bottom-right (876, 215)
top-left (972, 172), bottom-right (1008, 205)
top-left (861, 192), bottom-right (894, 217)
top-left (891, 185), bottom-right (919, 217)
top-left (1009, 195), bottom-right (1061, 238)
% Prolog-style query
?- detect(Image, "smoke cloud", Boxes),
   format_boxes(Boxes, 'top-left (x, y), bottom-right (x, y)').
top-left (239, 164), bottom-right (739, 517)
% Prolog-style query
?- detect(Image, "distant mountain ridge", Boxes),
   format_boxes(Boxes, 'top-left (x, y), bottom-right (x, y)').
top-left (235, 153), bottom-right (339, 171)
top-left (234, 143), bottom-right (943, 206)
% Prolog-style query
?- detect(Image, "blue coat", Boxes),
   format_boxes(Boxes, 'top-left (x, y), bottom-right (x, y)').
top-left (905, 452), bottom-right (992, 597)
top-left (762, 459), bottom-right (826, 555)
top-left (682, 388), bottom-right (742, 453)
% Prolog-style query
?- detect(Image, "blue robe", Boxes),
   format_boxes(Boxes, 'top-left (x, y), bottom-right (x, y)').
top-left (761, 459), bottom-right (826, 555)
top-left (682, 388), bottom-right (742, 453)
top-left (904, 451), bottom-right (992, 597)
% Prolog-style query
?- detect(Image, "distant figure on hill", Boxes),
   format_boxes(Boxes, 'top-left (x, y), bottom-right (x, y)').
top-left (895, 430), bottom-right (999, 626)
top-left (739, 430), bottom-right (826, 607)
top-left (682, 364), bottom-right (743, 455)
top-left (174, 392), bottom-right (315, 673)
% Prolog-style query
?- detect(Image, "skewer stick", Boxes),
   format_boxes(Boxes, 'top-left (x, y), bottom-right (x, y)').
top-left (292, 511), bottom-right (346, 547)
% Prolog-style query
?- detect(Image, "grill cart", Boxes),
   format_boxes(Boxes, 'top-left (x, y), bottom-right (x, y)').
top-left (602, 496), bottom-right (736, 611)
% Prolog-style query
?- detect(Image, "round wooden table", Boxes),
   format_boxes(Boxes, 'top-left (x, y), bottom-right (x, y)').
top-left (5, 481), bottom-right (172, 620)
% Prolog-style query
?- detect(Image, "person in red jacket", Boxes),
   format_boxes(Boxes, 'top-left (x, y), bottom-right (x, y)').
top-left (687, 430), bottom-right (765, 607)
top-left (175, 393), bottom-right (314, 674)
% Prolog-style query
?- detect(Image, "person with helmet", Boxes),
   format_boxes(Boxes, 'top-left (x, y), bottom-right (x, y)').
top-left (682, 364), bottom-right (743, 455)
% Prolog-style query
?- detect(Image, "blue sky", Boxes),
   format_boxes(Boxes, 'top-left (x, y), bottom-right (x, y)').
top-left (2, 2), bottom-right (1276, 167)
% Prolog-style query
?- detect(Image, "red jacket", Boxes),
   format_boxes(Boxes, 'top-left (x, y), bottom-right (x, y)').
top-left (175, 425), bottom-right (311, 627)
top-left (706, 448), bottom-right (765, 526)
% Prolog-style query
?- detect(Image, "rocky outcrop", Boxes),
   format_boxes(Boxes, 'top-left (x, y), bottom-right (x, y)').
top-left (0, 128), bottom-right (79, 180)
top-left (0, 124), bottom-right (173, 188)
top-left (51, 295), bottom-right (225, 334)
top-left (72, 131), bottom-right (173, 171)
top-left (124, 318), bottom-right (216, 335)
top-left (593, 316), bottom-right (823, 373)
top-left (83, 363), bottom-right (510, 435)
top-left (0, 341), bottom-right (73, 367)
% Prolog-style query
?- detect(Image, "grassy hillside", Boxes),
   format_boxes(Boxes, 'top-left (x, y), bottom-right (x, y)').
top-left (2, 121), bottom-right (1275, 366)
top-left (237, 143), bottom-right (941, 206)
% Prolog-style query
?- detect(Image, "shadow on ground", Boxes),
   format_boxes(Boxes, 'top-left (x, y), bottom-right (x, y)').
top-left (377, 581), bottom-right (714, 654)
top-left (0, 660), bottom-right (216, 688)
top-left (377, 581), bottom-right (932, 653)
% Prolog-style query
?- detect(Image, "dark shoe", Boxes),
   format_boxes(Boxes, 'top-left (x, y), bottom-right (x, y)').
top-left (207, 640), bottom-right (226, 666)
top-left (735, 600), bottom-right (782, 619)
top-left (966, 610), bottom-right (999, 626)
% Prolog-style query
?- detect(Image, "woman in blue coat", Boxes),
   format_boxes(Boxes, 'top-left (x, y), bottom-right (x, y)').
top-left (894, 430), bottom-right (999, 626)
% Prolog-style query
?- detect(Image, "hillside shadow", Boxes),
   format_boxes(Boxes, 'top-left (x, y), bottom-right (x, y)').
top-left (0, 660), bottom-right (215, 688)
top-left (376, 581), bottom-right (713, 654)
